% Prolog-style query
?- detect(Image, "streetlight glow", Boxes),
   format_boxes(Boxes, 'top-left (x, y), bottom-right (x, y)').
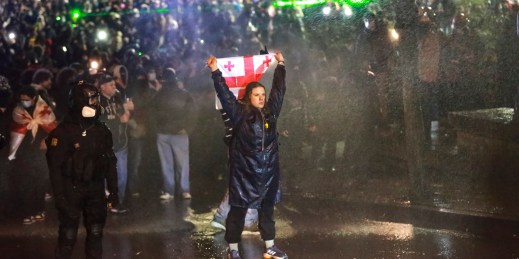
top-left (97, 30), bottom-right (108, 41)
top-left (322, 6), bottom-right (332, 16)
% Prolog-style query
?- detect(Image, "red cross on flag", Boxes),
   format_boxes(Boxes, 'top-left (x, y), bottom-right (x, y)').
top-left (216, 54), bottom-right (276, 99)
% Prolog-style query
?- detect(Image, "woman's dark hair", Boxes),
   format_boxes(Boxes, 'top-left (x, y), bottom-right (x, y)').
top-left (18, 86), bottom-right (37, 100)
top-left (55, 67), bottom-right (77, 87)
top-left (239, 81), bottom-right (265, 105)
top-left (32, 68), bottom-right (53, 84)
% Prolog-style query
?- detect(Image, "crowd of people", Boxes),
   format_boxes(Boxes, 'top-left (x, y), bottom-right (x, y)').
top-left (1, 0), bottom-right (517, 258)
top-left (0, 0), bottom-right (512, 247)
top-left (0, 1), bottom-right (305, 257)
top-left (0, 2), bottom-right (302, 243)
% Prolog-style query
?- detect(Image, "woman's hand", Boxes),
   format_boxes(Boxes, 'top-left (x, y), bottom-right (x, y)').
top-left (275, 52), bottom-right (285, 65)
top-left (207, 56), bottom-right (218, 72)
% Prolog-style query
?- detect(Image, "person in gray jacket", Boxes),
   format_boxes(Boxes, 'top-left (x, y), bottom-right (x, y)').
top-left (153, 68), bottom-right (197, 200)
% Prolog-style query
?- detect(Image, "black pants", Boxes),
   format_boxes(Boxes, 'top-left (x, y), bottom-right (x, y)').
top-left (55, 180), bottom-right (107, 259)
top-left (11, 149), bottom-right (47, 218)
top-left (127, 137), bottom-right (144, 194)
top-left (225, 199), bottom-right (275, 243)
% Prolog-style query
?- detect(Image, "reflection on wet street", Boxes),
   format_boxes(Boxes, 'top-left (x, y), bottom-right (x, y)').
top-left (2, 118), bottom-right (519, 259)
top-left (1, 190), bottom-right (519, 259)
top-left (2, 91), bottom-right (519, 258)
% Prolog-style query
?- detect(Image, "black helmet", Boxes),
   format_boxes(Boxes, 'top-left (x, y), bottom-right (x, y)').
top-left (162, 67), bottom-right (178, 84)
top-left (363, 12), bottom-right (376, 21)
top-left (363, 12), bottom-right (378, 31)
top-left (69, 80), bottom-right (100, 114)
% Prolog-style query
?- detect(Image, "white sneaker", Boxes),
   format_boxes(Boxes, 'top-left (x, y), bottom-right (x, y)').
top-left (264, 245), bottom-right (288, 259)
top-left (160, 192), bottom-right (174, 200)
top-left (23, 216), bottom-right (35, 225)
top-left (182, 192), bottom-right (192, 199)
top-left (34, 212), bottom-right (46, 221)
top-left (210, 219), bottom-right (226, 231)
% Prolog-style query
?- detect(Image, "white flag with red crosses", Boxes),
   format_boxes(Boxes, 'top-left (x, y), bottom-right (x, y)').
top-left (216, 54), bottom-right (276, 100)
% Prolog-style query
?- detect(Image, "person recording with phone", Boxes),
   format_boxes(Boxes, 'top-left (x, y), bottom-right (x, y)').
top-left (96, 73), bottom-right (130, 214)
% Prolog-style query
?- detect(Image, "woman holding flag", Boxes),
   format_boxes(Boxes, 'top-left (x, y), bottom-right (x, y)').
top-left (207, 51), bottom-right (288, 259)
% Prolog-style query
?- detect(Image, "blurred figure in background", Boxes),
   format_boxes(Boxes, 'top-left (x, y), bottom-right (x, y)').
top-left (152, 68), bottom-right (196, 201)
top-left (354, 12), bottom-right (396, 133)
top-left (97, 73), bottom-right (130, 214)
top-left (52, 67), bottom-right (77, 122)
top-left (417, 10), bottom-right (441, 149)
top-left (125, 67), bottom-right (159, 197)
top-left (0, 76), bottom-right (13, 145)
top-left (8, 86), bottom-right (57, 224)
top-left (31, 68), bottom-right (55, 111)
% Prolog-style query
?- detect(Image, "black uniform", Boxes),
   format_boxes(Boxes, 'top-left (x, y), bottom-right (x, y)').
top-left (46, 81), bottom-right (118, 259)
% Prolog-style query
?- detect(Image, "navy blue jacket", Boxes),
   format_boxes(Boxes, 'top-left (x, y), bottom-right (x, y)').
top-left (211, 64), bottom-right (286, 208)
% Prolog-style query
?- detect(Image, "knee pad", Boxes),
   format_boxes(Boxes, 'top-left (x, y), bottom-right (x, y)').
top-left (57, 226), bottom-right (78, 258)
top-left (55, 246), bottom-right (74, 259)
top-left (59, 227), bottom-right (78, 244)
top-left (86, 224), bottom-right (104, 238)
top-left (85, 224), bottom-right (104, 258)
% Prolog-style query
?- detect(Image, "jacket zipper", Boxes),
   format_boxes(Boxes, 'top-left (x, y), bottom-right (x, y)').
top-left (260, 110), bottom-right (265, 151)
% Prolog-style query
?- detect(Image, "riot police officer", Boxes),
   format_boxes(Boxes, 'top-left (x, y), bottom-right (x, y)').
top-left (46, 81), bottom-right (118, 259)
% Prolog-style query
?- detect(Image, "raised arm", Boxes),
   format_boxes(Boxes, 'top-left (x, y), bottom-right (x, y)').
top-left (208, 56), bottom-right (241, 124)
top-left (267, 52), bottom-right (286, 118)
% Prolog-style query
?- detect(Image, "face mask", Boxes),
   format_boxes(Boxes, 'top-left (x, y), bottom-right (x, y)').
top-left (364, 19), bottom-right (375, 30)
top-left (21, 100), bottom-right (33, 108)
top-left (81, 106), bottom-right (96, 118)
top-left (147, 72), bottom-right (156, 81)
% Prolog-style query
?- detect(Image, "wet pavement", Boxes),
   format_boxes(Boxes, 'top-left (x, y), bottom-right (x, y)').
top-left (1, 186), bottom-right (519, 258)
top-left (2, 123), bottom-right (519, 258)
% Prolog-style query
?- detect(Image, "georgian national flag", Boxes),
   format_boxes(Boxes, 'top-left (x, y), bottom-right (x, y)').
top-left (217, 54), bottom-right (276, 99)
